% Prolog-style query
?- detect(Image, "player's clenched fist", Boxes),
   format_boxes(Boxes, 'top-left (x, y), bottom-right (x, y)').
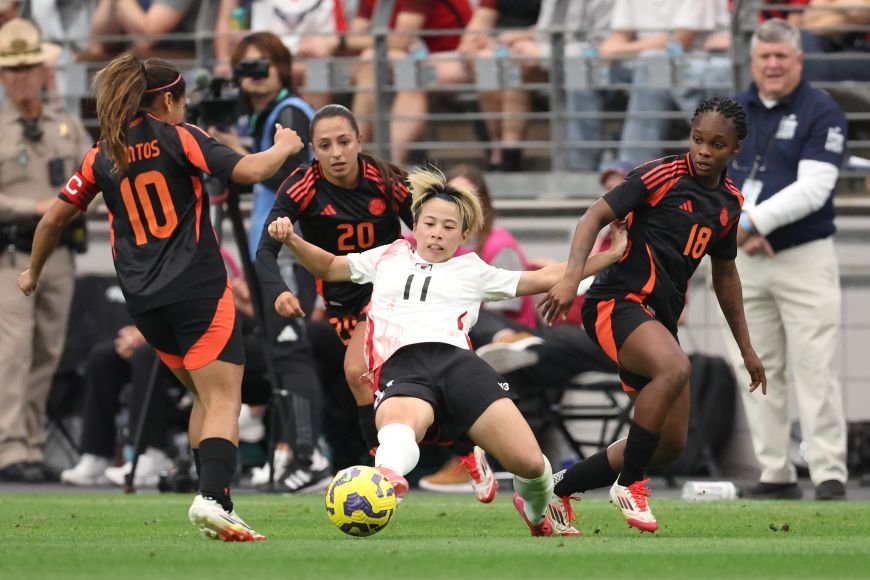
top-left (273, 123), bottom-right (304, 156)
top-left (268, 216), bottom-right (297, 245)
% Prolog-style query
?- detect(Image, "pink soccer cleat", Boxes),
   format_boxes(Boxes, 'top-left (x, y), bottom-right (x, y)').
top-left (459, 446), bottom-right (497, 503)
top-left (512, 494), bottom-right (554, 537)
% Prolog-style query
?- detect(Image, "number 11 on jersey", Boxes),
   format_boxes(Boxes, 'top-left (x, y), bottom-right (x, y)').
top-left (403, 273), bottom-right (431, 302)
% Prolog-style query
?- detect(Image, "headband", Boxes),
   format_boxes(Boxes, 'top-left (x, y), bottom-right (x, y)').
top-left (144, 73), bottom-right (182, 93)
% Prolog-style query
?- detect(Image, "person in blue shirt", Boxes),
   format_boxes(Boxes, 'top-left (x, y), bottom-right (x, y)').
top-left (722, 18), bottom-right (848, 501)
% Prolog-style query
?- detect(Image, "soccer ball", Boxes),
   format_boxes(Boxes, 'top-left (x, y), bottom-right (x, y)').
top-left (324, 465), bottom-right (397, 537)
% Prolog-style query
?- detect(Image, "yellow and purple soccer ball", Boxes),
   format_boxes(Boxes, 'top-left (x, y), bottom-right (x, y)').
top-left (324, 465), bottom-right (397, 537)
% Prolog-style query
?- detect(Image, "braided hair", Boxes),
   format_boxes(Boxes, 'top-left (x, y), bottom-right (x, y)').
top-left (692, 96), bottom-right (748, 143)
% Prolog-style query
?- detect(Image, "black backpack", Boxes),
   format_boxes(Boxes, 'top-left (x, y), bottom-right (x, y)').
top-left (661, 353), bottom-right (737, 477)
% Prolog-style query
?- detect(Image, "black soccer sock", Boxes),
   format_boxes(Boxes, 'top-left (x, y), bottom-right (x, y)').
top-left (192, 448), bottom-right (201, 478)
top-left (357, 403), bottom-right (379, 450)
top-left (618, 421), bottom-right (661, 487)
top-left (553, 450), bottom-right (617, 497)
top-left (198, 437), bottom-right (237, 513)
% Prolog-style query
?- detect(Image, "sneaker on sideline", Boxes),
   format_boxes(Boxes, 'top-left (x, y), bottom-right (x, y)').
top-left (188, 495), bottom-right (266, 542)
top-left (251, 447), bottom-right (291, 488)
top-left (104, 447), bottom-right (171, 488)
top-left (60, 454), bottom-right (110, 486)
top-left (238, 404), bottom-right (265, 443)
top-left (610, 478), bottom-right (658, 532)
top-left (547, 495), bottom-right (582, 536)
top-left (375, 466), bottom-right (409, 498)
top-left (418, 456), bottom-right (473, 494)
top-left (279, 449), bottom-right (332, 494)
top-left (512, 494), bottom-right (554, 537)
top-left (459, 446), bottom-right (497, 503)
top-left (476, 334), bottom-right (544, 374)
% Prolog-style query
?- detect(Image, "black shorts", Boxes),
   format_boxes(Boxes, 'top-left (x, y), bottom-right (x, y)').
top-left (581, 296), bottom-right (678, 392)
top-left (132, 281), bottom-right (245, 371)
top-left (374, 343), bottom-right (516, 443)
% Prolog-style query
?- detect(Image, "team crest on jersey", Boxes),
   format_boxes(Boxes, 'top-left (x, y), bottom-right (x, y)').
top-left (369, 197), bottom-right (386, 216)
top-left (720, 207), bottom-right (728, 226)
top-left (414, 263), bottom-right (433, 271)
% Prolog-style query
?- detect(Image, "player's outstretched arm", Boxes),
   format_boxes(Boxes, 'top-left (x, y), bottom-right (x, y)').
top-left (711, 256), bottom-right (767, 394)
top-left (515, 222), bottom-right (627, 296)
top-left (231, 124), bottom-right (304, 184)
top-left (539, 198), bottom-right (617, 323)
top-left (19, 199), bottom-right (81, 295)
top-left (267, 217), bottom-right (352, 282)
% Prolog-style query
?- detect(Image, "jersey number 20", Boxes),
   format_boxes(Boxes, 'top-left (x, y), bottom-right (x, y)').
top-left (120, 170), bottom-right (178, 245)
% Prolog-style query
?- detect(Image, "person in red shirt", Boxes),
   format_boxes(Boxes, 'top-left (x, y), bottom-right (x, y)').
top-left (345, 0), bottom-right (472, 164)
top-left (19, 54), bottom-right (303, 542)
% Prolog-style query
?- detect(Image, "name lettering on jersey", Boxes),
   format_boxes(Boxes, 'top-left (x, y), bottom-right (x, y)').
top-left (63, 173), bottom-right (84, 196)
top-left (776, 114), bottom-right (798, 140)
top-left (498, 382), bottom-right (510, 391)
top-left (825, 126), bottom-right (844, 154)
top-left (126, 139), bottom-right (161, 164)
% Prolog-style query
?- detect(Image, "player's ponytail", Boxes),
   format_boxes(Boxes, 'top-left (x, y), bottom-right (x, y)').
top-left (93, 53), bottom-right (147, 173)
top-left (408, 167), bottom-right (483, 234)
top-left (94, 56), bottom-right (185, 173)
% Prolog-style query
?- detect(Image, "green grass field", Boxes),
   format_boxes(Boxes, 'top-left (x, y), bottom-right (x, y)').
top-left (1, 493), bottom-right (869, 579)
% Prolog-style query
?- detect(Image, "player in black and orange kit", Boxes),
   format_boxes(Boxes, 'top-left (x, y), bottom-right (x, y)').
top-left (18, 54), bottom-right (304, 542)
top-left (539, 97), bottom-right (767, 533)
top-left (256, 105), bottom-right (411, 449)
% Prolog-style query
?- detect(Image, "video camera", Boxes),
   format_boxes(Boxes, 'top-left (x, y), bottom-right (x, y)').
top-left (186, 58), bottom-right (271, 131)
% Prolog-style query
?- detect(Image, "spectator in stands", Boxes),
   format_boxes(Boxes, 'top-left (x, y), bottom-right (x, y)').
top-left (456, 0), bottom-right (541, 171)
top-left (83, 0), bottom-right (203, 60)
top-left (0, 1), bottom-right (19, 25)
top-left (0, 18), bottom-right (90, 484)
top-left (795, 0), bottom-right (870, 82)
top-left (347, 0), bottom-right (472, 165)
top-left (720, 18), bottom-right (849, 501)
top-left (214, 0), bottom-right (347, 109)
top-left (607, 0), bottom-right (732, 164)
top-left (59, 327), bottom-right (177, 487)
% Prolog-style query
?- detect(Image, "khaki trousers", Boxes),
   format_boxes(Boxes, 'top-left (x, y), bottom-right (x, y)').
top-left (0, 249), bottom-right (75, 468)
top-left (720, 237), bottom-right (847, 485)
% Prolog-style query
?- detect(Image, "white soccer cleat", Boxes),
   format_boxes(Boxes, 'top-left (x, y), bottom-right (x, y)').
top-left (459, 446), bottom-right (497, 503)
top-left (60, 454), bottom-right (110, 486)
top-left (188, 495), bottom-right (266, 542)
top-left (610, 478), bottom-right (658, 532)
top-left (547, 495), bottom-right (582, 536)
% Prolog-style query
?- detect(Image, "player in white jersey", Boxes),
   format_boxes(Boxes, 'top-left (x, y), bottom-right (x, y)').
top-left (268, 168), bottom-right (626, 536)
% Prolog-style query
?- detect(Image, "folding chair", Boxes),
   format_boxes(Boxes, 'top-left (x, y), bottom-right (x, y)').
top-left (476, 341), bottom-right (633, 461)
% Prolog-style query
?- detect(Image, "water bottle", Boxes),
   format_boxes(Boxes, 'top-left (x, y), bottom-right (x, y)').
top-left (230, 7), bottom-right (250, 31)
top-left (681, 480), bottom-right (740, 501)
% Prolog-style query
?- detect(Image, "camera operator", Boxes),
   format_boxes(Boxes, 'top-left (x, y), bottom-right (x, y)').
top-left (0, 19), bottom-right (90, 483)
top-left (211, 31), bottom-right (330, 492)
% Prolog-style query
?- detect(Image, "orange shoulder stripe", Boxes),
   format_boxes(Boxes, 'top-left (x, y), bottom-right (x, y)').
top-left (175, 125), bottom-right (211, 174)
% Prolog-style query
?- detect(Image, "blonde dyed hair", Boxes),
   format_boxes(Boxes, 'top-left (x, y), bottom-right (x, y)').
top-left (409, 168), bottom-right (483, 234)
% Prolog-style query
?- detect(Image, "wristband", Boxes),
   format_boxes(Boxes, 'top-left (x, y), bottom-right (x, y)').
top-left (739, 212), bottom-right (754, 233)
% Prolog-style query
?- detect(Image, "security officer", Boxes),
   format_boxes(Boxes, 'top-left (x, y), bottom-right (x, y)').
top-left (0, 18), bottom-right (89, 483)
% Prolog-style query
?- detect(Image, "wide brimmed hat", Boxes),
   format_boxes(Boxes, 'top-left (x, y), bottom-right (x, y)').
top-left (0, 18), bottom-right (59, 67)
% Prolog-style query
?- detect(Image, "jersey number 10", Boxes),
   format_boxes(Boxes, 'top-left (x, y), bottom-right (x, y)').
top-left (120, 170), bottom-right (178, 245)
